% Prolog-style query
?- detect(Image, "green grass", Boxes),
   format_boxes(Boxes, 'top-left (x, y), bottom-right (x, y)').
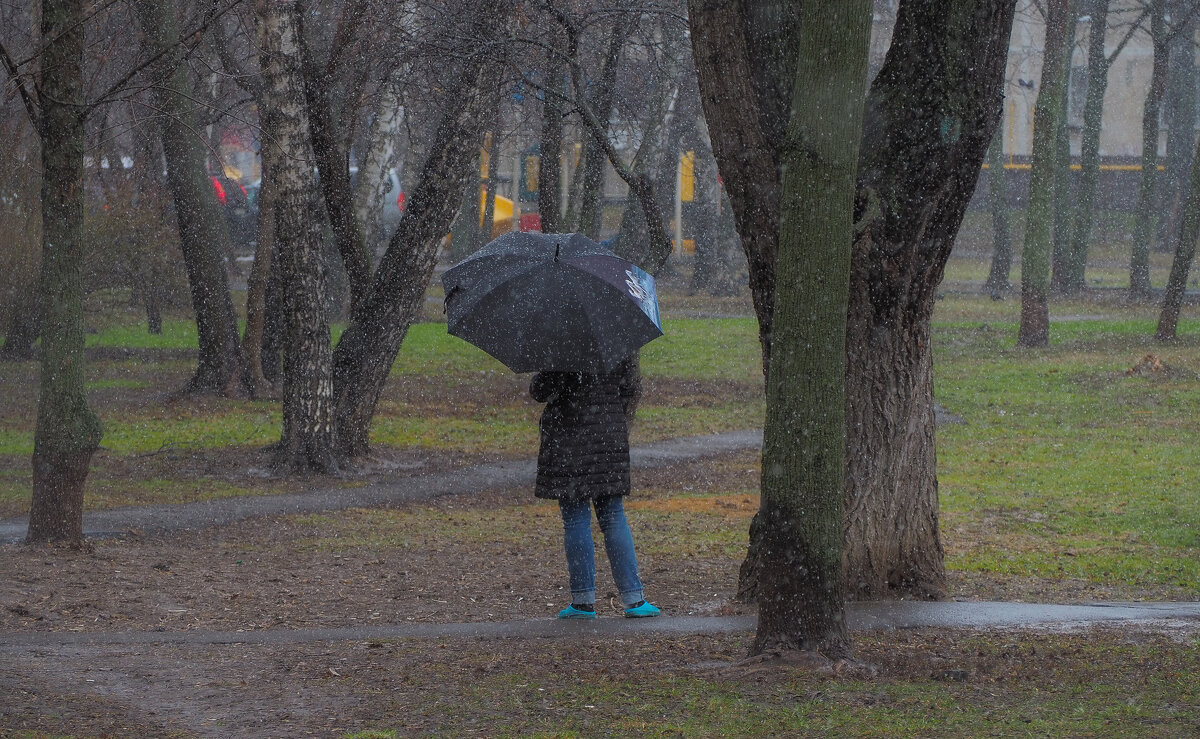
top-left (933, 310), bottom-right (1200, 591)
top-left (331, 632), bottom-right (1200, 738)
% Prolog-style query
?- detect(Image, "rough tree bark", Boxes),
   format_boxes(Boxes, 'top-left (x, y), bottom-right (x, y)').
top-left (331, 6), bottom-right (502, 459)
top-left (692, 0), bottom-right (1016, 601)
top-left (254, 0), bottom-right (338, 473)
top-left (26, 0), bottom-right (103, 544)
top-left (751, 0), bottom-right (870, 661)
top-left (688, 0), bottom-right (798, 379)
top-left (843, 0), bottom-right (1016, 598)
top-left (1018, 0), bottom-right (1071, 347)
top-left (135, 0), bottom-right (248, 396)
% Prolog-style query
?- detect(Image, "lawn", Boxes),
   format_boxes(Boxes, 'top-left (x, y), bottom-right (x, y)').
top-left (3, 266), bottom-right (1200, 737)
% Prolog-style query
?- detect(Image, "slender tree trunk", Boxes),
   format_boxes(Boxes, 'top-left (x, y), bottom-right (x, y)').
top-left (1018, 0), bottom-right (1071, 347)
top-left (1156, 133), bottom-right (1200, 341)
top-left (573, 19), bottom-right (631, 240)
top-left (242, 175), bottom-right (276, 395)
top-left (1066, 0), bottom-right (1112, 294)
top-left (752, 0), bottom-right (869, 660)
top-left (1050, 60), bottom-right (1075, 292)
top-left (299, 11), bottom-right (371, 319)
top-left (134, 0), bottom-right (247, 396)
top-left (538, 50), bottom-right (565, 234)
top-left (26, 0), bottom-right (103, 544)
top-left (1131, 2), bottom-right (1167, 299)
top-left (332, 44), bottom-right (497, 459)
top-left (984, 129), bottom-right (1013, 294)
top-left (1157, 15), bottom-right (1196, 256)
top-left (254, 0), bottom-right (338, 473)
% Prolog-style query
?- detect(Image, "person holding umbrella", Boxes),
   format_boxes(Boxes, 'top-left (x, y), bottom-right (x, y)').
top-left (441, 231), bottom-right (665, 619)
top-left (530, 357), bottom-right (660, 619)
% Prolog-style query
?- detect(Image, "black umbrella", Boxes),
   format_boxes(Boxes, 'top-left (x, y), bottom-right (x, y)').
top-left (441, 231), bottom-right (663, 373)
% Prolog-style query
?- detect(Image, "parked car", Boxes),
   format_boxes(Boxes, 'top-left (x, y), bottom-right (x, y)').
top-left (210, 175), bottom-right (255, 248)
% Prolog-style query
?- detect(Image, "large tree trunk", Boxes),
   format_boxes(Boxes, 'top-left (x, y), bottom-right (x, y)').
top-left (697, 0), bottom-right (1015, 602)
top-left (752, 0), bottom-right (870, 660)
top-left (983, 128), bottom-right (1013, 295)
top-left (843, 0), bottom-right (1015, 599)
top-left (1156, 132), bottom-right (1200, 341)
top-left (332, 39), bottom-right (497, 460)
top-left (1130, 2), bottom-right (1168, 299)
top-left (255, 0), bottom-right (338, 473)
top-left (1018, 0), bottom-right (1072, 347)
top-left (687, 0), bottom-right (798, 377)
top-left (26, 0), bottom-right (102, 544)
top-left (1065, 0), bottom-right (1113, 295)
top-left (134, 0), bottom-right (247, 396)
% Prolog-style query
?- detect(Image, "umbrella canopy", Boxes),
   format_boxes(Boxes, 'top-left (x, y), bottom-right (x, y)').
top-left (442, 232), bottom-right (663, 373)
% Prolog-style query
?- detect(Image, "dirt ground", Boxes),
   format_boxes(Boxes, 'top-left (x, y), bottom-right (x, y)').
top-left (4, 448), bottom-right (1197, 737)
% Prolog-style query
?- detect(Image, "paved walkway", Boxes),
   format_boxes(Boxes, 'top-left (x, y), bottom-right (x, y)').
top-left (0, 429), bottom-right (764, 545)
top-left (3, 601), bottom-right (1198, 650)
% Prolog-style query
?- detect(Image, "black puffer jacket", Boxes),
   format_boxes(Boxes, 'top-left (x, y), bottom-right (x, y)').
top-left (530, 360), bottom-right (637, 502)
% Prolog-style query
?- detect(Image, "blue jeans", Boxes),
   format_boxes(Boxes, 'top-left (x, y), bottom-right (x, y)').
top-left (559, 495), bottom-right (645, 607)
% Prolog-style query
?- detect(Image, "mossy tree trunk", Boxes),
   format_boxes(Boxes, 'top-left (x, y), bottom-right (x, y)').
top-left (1018, 0), bottom-right (1072, 347)
top-left (752, 0), bottom-right (871, 659)
top-left (695, 0), bottom-right (1016, 603)
top-left (26, 0), bottom-right (103, 544)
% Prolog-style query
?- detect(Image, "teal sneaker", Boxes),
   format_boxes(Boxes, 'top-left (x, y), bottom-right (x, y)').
top-left (558, 604), bottom-right (597, 620)
top-left (624, 601), bottom-right (661, 618)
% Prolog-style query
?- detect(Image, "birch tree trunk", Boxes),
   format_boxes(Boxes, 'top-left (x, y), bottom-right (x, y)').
top-left (254, 0), bottom-right (338, 473)
top-left (26, 0), bottom-right (102, 544)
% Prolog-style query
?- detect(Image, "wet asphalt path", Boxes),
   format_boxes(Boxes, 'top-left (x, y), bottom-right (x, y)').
top-left (0, 429), bottom-right (764, 545)
top-left (2, 601), bottom-right (1199, 649)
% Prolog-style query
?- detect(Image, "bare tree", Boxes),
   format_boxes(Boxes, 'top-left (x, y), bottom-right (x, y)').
top-left (331, 0), bottom-right (508, 460)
